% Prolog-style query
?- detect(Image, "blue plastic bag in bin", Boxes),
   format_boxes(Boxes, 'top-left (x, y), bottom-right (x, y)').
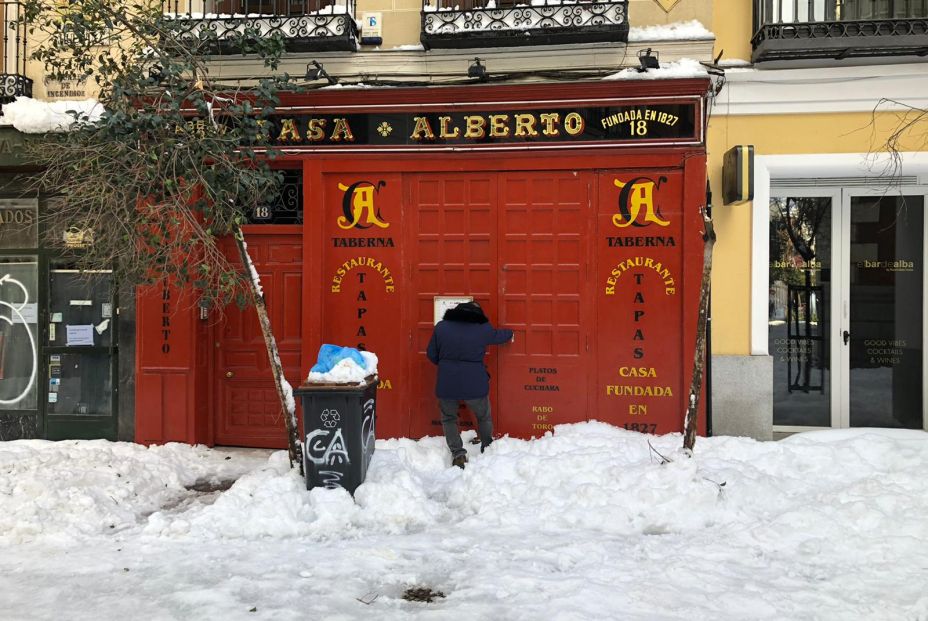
top-left (310, 344), bottom-right (368, 374)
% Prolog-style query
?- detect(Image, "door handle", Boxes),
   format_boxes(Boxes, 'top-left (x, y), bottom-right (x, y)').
top-left (842, 330), bottom-right (850, 345)
top-left (226, 371), bottom-right (234, 378)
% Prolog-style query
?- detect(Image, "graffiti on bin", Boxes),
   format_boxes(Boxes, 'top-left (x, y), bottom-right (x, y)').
top-left (306, 428), bottom-right (350, 466)
top-left (361, 399), bottom-right (375, 453)
top-left (318, 470), bottom-right (344, 489)
top-left (361, 398), bottom-right (375, 472)
top-left (321, 408), bottom-right (341, 429)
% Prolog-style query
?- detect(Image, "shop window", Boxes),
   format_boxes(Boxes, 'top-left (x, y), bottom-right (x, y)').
top-left (0, 256), bottom-right (38, 411)
top-left (0, 198), bottom-right (38, 249)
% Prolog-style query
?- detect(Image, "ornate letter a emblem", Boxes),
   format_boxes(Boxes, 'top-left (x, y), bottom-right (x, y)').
top-left (612, 176), bottom-right (670, 229)
top-left (337, 180), bottom-right (389, 230)
top-left (654, 0), bottom-right (683, 12)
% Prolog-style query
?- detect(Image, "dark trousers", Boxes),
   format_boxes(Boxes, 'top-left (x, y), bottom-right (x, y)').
top-left (438, 397), bottom-right (493, 458)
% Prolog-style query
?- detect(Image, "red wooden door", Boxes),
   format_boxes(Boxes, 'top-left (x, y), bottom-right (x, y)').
top-left (497, 172), bottom-right (595, 437)
top-left (214, 227), bottom-right (303, 447)
top-left (594, 169), bottom-right (685, 434)
top-left (406, 173), bottom-right (499, 439)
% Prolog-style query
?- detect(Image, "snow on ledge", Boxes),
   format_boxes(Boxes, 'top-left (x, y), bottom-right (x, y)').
top-left (628, 20), bottom-right (713, 42)
top-left (0, 97), bottom-right (104, 134)
top-left (718, 58), bottom-right (752, 68)
top-left (602, 58), bottom-right (708, 81)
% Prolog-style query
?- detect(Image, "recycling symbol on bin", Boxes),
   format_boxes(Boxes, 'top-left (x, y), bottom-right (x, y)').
top-left (321, 408), bottom-right (341, 428)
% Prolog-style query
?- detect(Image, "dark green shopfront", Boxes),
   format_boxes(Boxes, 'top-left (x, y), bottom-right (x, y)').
top-left (0, 127), bottom-right (134, 441)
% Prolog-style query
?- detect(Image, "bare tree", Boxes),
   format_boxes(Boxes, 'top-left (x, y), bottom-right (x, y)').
top-left (682, 207), bottom-right (715, 453)
top-left (16, 0), bottom-right (302, 468)
top-left (866, 98), bottom-right (928, 180)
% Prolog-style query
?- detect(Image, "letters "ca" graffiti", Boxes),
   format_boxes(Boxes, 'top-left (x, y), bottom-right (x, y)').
top-left (337, 180), bottom-right (389, 230)
top-left (612, 176), bottom-right (670, 228)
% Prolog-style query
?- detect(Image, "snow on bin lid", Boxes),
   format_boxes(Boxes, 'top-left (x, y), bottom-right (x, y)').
top-left (306, 344), bottom-right (378, 385)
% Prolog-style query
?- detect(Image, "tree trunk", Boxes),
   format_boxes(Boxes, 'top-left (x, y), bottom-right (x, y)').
top-left (682, 209), bottom-right (716, 452)
top-left (232, 225), bottom-right (303, 473)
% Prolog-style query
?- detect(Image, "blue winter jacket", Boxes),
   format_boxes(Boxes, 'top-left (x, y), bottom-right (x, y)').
top-left (426, 303), bottom-right (513, 400)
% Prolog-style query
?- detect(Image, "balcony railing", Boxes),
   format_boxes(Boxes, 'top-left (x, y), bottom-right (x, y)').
top-left (1, 2), bottom-right (32, 109)
top-left (753, 0), bottom-right (928, 62)
top-left (162, 0), bottom-right (359, 53)
top-left (421, 0), bottom-right (629, 49)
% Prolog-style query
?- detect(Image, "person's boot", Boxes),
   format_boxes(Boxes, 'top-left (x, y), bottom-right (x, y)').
top-left (452, 454), bottom-right (467, 469)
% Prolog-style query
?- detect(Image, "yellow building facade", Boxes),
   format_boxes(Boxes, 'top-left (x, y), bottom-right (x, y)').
top-left (709, 0), bottom-right (928, 438)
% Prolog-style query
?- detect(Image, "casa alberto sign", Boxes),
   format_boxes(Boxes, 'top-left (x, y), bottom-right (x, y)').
top-left (208, 101), bottom-right (700, 150)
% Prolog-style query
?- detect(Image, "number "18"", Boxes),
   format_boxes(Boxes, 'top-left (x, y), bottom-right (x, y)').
top-left (628, 120), bottom-right (648, 136)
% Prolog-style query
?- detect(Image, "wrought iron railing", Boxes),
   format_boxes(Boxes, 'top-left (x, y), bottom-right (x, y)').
top-left (421, 0), bottom-right (629, 49)
top-left (1, 2), bottom-right (32, 107)
top-left (162, 0), bottom-right (359, 53)
top-left (753, 0), bottom-right (928, 61)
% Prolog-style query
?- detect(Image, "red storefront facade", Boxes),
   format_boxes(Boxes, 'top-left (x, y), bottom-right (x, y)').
top-left (136, 77), bottom-right (710, 448)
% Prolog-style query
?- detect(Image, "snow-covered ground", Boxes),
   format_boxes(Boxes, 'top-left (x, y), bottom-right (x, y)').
top-left (2, 423), bottom-right (928, 620)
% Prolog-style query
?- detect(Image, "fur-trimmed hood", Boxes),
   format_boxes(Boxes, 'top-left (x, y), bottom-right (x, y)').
top-left (443, 301), bottom-right (488, 324)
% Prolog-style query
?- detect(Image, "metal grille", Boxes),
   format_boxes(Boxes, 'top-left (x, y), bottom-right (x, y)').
top-left (249, 169), bottom-right (303, 225)
top-left (421, 0), bottom-right (628, 49)
top-left (1, 2), bottom-right (32, 107)
top-left (771, 176), bottom-right (920, 188)
top-left (161, 0), bottom-right (358, 53)
top-left (752, 0), bottom-right (928, 61)
top-left (756, 0), bottom-right (927, 25)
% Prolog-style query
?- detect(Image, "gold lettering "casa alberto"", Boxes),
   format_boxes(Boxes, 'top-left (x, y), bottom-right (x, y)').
top-left (409, 112), bottom-right (585, 141)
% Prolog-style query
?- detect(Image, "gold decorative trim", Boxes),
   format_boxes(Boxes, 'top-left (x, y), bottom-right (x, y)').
top-left (654, 0), bottom-right (683, 12)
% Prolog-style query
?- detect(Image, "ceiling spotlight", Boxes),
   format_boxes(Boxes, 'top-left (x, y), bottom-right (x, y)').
top-left (637, 48), bottom-right (660, 72)
top-left (467, 57), bottom-right (487, 81)
top-left (305, 60), bottom-right (338, 85)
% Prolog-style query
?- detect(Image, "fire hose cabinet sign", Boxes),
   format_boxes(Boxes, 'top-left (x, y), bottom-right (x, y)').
top-left (295, 378), bottom-right (377, 494)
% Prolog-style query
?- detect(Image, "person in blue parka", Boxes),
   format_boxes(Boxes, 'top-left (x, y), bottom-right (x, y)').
top-left (426, 301), bottom-right (513, 469)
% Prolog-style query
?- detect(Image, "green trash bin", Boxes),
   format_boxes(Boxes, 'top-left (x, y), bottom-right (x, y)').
top-left (295, 377), bottom-right (377, 494)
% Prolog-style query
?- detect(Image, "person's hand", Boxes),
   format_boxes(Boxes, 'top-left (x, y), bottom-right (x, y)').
top-left (511, 334), bottom-right (515, 343)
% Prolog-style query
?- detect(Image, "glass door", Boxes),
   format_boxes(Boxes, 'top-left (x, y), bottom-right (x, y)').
top-left (770, 187), bottom-right (927, 432)
top-left (769, 191), bottom-right (839, 429)
top-left (44, 264), bottom-right (118, 440)
top-left (841, 192), bottom-right (924, 429)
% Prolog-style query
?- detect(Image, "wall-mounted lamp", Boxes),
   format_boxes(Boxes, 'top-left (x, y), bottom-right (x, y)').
top-left (305, 60), bottom-right (338, 85)
top-left (637, 48), bottom-right (660, 72)
top-left (467, 57), bottom-right (488, 81)
top-left (722, 145), bottom-right (754, 205)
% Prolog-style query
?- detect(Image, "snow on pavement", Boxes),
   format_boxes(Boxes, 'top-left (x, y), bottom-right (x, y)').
top-left (1, 423), bottom-right (927, 620)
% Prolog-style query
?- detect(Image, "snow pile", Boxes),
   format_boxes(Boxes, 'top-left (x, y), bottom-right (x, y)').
top-left (138, 424), bottom-right (928, 548)
top-left (628, 19), bottom-right (713, 42)
top-left (145, 451), bottom-right (319, 539)
top-left (6, 425), bottom-right (928, 547)
top-left (0, 97), bottom-right (104, 133)
top-left (3, 425), bottom-right (928, 619)
top-left (0, 440), bottom-right (265, 544)
top-left (602, 58), bottom-right (708, 81)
